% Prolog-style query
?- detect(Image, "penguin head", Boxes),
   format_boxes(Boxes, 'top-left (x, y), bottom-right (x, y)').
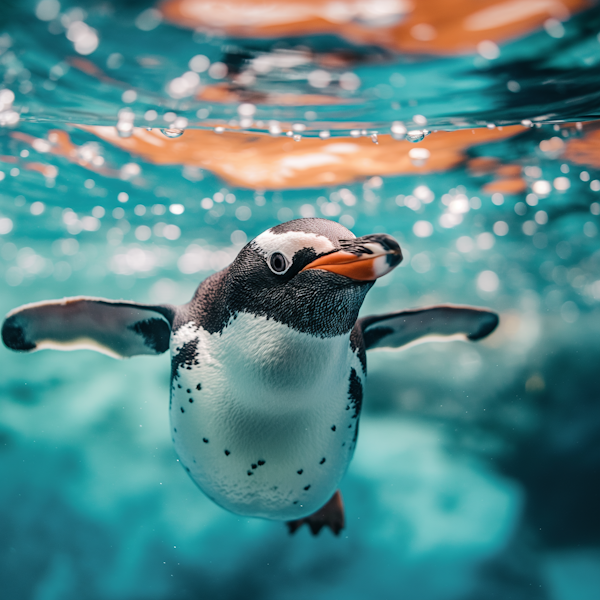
top-left (225, 218), bottom-right (402, 337)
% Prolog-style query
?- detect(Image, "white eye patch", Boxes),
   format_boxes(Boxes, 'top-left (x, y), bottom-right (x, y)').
top-left (252, 230), bottom-right (338, 261)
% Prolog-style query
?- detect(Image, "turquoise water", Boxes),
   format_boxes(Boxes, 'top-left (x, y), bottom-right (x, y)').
top-left (2, 1), bottom-right (600, 599)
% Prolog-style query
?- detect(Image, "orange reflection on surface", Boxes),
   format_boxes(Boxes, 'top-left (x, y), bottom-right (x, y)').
top-left (11, 130), bottom-right (119, 178)
top-left (77, 125), bottom-right (524, 189)
top-left (0, 153), bottom-right (58, 178)
top-left (198, 83), bottom-right (346, 105)
top-left (564, 125), bottom-right (600, 168)
top-left (483, 176), bottom-right (527, 195)
top-left (67, 57), bottom-right (129, 88)
top-left (160, 0), bottom-right (588, 55)
top-left (481, 163), bottom-right (527, 194)
top-left (468, 157), bottom-right (526, 195)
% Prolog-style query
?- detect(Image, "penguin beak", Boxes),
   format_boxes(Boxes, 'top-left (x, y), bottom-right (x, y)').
top-left (301, 234), bottom-right (403, 281)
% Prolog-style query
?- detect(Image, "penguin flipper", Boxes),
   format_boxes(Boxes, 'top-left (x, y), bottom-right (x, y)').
top-left (286, 490), bottom-right (345, 536)
top-left (2, 296), bottom-right (175, 359)
top-left (359, 304), bottom-right (499, 351)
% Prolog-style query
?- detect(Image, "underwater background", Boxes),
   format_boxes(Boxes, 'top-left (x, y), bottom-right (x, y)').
top-left (2, 0), bottom-right (600, 598)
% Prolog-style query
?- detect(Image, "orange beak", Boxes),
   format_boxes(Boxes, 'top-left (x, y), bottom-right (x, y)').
top-left (301, 234), bottom-right (402, 281)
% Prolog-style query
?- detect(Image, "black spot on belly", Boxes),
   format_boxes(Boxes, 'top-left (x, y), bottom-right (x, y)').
top-left (177, 384), bottom-right (181, 389)
top-left (320, 457), bottom-right (326, 464)
top-left (186, 389), bottom-right (191, 393)
top-left (247, 470), bottom-right (253, 476)
top-left (304, 485), bottom-right (311, 491)
top-left (196, 383), bottom-right (202, 391)
top-left (293, 501), bottom-right (298, 505)
top-left (171, 339), bottom-right (200, 383)
top-left (180, 407), bottom-right (184, 413)
top-left (331, 425), bottom-right (336, 432)
top-left (258, 460), bottom-right (265, 466)
top-left (174, 428), bottom-right (177, 433)
top-left (297, 469), bottom-right (303, 475)
top-left (224, 450), bottom-right (230, 456)
top-left (252, 464), bottom-right (257, 469)
top-left (203, 438), bottom-right (209, 443)
top-left (188, 398), bottom-right (193, 403)
top-left (185, 466), bottom-right (190, 473)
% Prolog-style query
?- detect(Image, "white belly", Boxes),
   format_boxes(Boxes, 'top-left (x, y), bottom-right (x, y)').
top-left (168, 312), bottom-right (364, 520)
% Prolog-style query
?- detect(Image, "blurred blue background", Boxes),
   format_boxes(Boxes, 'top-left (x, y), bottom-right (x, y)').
top-left (1, 1), bottom-right (600, 598)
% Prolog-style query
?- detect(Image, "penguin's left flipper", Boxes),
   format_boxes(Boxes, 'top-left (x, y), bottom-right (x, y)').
top-left (2, 296), bottom-right (175, 359)
top-left (359, 304), bottom-right (499, 351)
top-left (287, 490), bottom-right (345, 536)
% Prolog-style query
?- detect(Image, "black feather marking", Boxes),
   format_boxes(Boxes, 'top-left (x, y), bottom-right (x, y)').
top-left (348, 368), bottom-right (364, 442)
top-left (362, 326), bottom-right (394, 350)
top-left (128, 318), bottom-right (170, 353)
top-left (350, 323), bottom-right (367, 373)
top-left (171, 339), bottom-right (199, 382)
top-left (348, 367), bottom-right (363, 419)
top-left (1, 316), bottom-right (35, 351)
top-left (467, 312), bottom-right (499, 340)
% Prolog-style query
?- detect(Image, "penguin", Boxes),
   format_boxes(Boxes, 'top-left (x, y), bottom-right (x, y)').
top-left (1, 218), bottom-right (498, 535)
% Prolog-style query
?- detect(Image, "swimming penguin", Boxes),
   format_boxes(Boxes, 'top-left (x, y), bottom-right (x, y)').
top-left (1, 218), bottom-right (498, 535)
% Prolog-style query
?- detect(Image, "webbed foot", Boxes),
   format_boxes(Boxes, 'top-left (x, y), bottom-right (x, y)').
top-left (286, 490), bottom-right (345, 536)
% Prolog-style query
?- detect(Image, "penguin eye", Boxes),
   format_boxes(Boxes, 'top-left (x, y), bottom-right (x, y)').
top-left (268, 252), bottom-right (289, 274)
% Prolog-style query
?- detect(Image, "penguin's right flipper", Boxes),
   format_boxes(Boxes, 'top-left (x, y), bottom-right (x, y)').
top-left (287, 490), bottom-right (345, 536)
top-left (359, 304), bottom-right (499, 351)
top-left (2, 296), bottom-right (175, 359)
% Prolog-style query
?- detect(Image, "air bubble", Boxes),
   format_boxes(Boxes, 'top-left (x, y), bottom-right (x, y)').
top-left (268, 120), bottom-right (281, 135)
top-left (390, 121), bottom-right (406, 139)
top-left (161, 128), bottom-right (184, 138)
top-left (406, 130), bottom-right (429, 143)
top-left (116, 122), bottom-right (133, 138)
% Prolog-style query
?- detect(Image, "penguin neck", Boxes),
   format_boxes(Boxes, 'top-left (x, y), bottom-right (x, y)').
top-left (224, 269), bottom-right (373, 339)
top-left (212, 312), bottom-right (354, 412)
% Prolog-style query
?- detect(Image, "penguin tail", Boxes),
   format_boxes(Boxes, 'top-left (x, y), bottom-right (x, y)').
top-left (286, 490), bottom-right (345, 536)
